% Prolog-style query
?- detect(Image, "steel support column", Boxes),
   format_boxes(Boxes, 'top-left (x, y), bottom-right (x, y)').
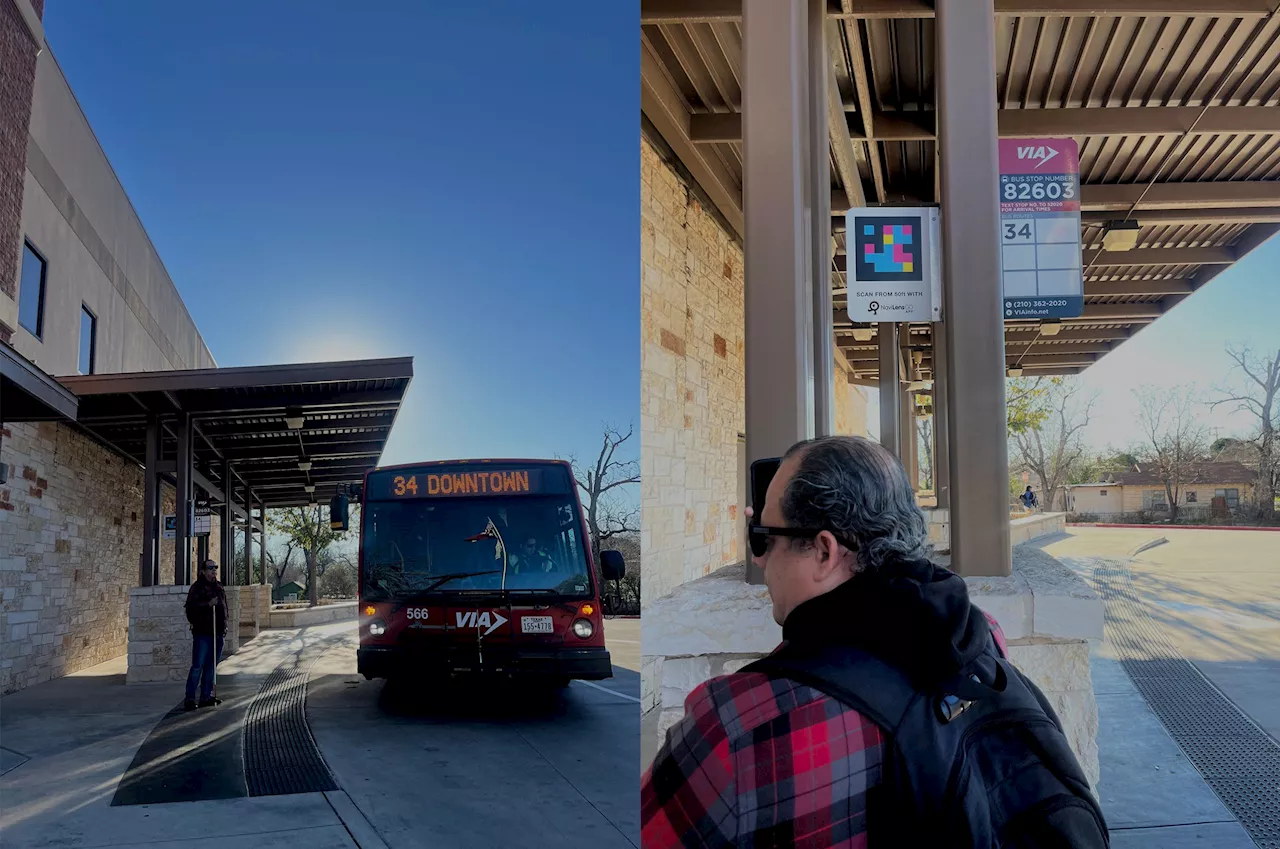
top-left (933, 322), bottom-right (951, 510)
top-left (898, 381), bottom-right (914, 473)
top-left (809, 0), bottom-right (834, 437)
top-left (937, 0), bottom-right (1011, 576)
top-left (174, 413), bottom-right (192, 585)
top-left (141, 416), bottom-right (159, 587)
top-left (743, 0), bottom-right (822, 583)
top-left (243, 490), bottom-right (253, 588)
top-left (221, 460), bottom-right (235, 585)
top-left (258, 504), bottom-right (267, 586)
top-left (878, 323), bottom-right (901, 455)
top-left (903, 386), bottom-right (919, 490)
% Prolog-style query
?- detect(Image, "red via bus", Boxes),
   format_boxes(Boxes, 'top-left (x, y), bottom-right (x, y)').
top-left (334, 459), bottom-right (625, 684)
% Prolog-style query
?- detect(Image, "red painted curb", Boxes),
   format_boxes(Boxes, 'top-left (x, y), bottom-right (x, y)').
top-left (1067, 523), bottom-right (1280, 532)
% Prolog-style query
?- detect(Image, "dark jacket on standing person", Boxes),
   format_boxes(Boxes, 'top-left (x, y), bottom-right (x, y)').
top-left (185, 576), bottom-right (228, 637)
top-left (641, 554), bottom-right (1009, 848)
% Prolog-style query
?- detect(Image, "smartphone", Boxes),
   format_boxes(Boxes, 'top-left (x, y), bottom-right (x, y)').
top-left (749, 457), bottom-right (782, 524)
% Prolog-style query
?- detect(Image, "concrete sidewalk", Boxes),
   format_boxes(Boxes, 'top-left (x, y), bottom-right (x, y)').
top-left (1092, 641), bottom-right (1257, 848)
top-left (0, 621), bottom-right (372, 849)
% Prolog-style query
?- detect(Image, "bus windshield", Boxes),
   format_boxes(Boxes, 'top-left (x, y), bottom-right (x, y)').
top-left (361, 494), bottom-right (592, 602)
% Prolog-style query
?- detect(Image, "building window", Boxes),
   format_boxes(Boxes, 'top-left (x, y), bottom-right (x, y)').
top-left (18, 240), bottom-right (47, 338)
top-left (1215, 488), bottom-right (1240, 509)
top-left (78, 306), bottom-right (97, 374)
top-left (1143, 490), bottom-right (1168, 511)
top-left (1186, 491), bottom-right (1197, 503)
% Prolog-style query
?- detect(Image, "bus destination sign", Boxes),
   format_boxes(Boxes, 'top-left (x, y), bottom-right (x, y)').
top-left (367, 465), bottom-right (567, 500)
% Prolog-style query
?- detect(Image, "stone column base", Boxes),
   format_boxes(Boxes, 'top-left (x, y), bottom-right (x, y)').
top-left (127, 586), bottom-right (193, 685)
top-left (223, 590), bottom-right (241, 656)
top-left (237, 585), bottom-right (266, 642)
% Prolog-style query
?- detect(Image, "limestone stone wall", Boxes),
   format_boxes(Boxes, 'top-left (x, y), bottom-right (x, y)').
top-left (641, 136), bottom-right (745, 606)
top-left (126, 585), bottom-right (191, 684)
top-left (2, 421), bottom-right (143, 693)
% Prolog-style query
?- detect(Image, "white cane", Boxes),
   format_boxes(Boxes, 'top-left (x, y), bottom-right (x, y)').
top-left (210, 603), bottom-right (218, 697)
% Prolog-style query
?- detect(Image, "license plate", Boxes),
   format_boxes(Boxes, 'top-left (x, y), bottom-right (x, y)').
top-left (521, 616), bottom-right (553, 634)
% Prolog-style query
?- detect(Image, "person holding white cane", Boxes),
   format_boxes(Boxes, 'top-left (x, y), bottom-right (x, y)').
top-left (183, 559), bottom-right (228, 711)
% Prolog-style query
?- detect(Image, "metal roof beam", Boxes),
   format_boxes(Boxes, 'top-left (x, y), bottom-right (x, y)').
top-left (1081, 182), bottom-right (1280, 211)
top-left (641, 40), bottom-right (744, 238)
top-left (1081, 208), bottom-right (1280, 226)
top-left (57, 357), bottom-right (413, 397)
top-left (1084, 279), bottom-right (1194, 296)
top-left (1082, 246), bottom-right (1235, 266)
top-left (643, 0), bottom-right (1274, 22)
top-left (693, 106), bottom-right (1280, 144)
top-left (833, 181), bottom-right (1280, 213)
top-left (178, 388), bottom-right (407, 415)
top-left (219, 440), bottom-right (386, 462)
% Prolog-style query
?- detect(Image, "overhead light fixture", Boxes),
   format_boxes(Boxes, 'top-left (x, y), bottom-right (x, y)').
top-left (285, 407), bottom-right (305, 430)
top-left (297, 460), bottom-right (312, 472)
top-left (304, 484), bottom-right (315, 494)
top-left (1101, 220), bottom-right (1140, 252)
top-left (1040, 319), bottom-right (1063, 336)
top-left (1007, 367), bottom-right (1024, 377)
top-left (852, 327), bottom-right (876, 342)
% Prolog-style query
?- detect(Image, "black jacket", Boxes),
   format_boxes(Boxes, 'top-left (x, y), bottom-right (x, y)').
top-left (185, 577), bottom-right (228, 636)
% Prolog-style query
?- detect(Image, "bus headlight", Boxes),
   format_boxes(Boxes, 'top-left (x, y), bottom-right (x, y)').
top-left (572, 618), bottom-right (594, 639)
top-left (368, 619), bottom-right (387, 636)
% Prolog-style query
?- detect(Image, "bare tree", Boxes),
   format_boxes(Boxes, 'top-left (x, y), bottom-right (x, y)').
top-left (1133, 386), bottom-right (1211, 522)
top-left (1210, 345), bottom-right (1280, 519)
top-left (1011, 380), bottom-right (1096, 511)
top-left (569, 424), bottom-right (640, 564)
top-left (266, 541), bottom-right (300, 589)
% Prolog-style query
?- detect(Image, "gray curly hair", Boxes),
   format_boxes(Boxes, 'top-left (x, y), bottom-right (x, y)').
top-left (779, 435), bottom-right (929, 575)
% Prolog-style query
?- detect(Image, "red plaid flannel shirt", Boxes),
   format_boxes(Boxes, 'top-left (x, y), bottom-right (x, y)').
top-left (641, 614), bottom-right (1008, 848)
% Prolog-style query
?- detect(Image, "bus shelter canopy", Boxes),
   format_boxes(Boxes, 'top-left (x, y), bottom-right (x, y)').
top-left (57, 357), bottom-right (413, 509)
top-left (641, 0), bottom-right (1280, 380)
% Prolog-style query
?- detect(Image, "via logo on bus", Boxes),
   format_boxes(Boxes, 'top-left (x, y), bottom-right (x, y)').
top-left (456, 610), bottom-right (508, 636)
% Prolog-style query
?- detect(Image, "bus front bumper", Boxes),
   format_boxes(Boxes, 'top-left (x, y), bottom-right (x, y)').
top-left (357, 645), bottom-right (613, 681)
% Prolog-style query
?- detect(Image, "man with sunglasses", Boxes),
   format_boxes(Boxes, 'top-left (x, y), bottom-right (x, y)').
top-left (183, 559), bottom-right (228, 711)
top-left (641, 436), bottom-right (1105, 847)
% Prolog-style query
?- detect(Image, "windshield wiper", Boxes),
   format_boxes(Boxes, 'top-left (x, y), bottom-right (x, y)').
top-left (389, 571), bottom-right (504, 611)
top-left (421, 570), bottom-right (502, 594)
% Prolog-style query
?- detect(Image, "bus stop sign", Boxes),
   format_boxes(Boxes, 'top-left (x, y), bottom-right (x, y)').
top-left (999, 138), bottom-right (1084, 320)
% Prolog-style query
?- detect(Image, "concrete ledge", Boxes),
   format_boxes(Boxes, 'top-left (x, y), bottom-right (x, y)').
top-left (964, 544), bottom-right (1103, 643)
top-left (267, 601), bottom-right (357, 629)
top-left (1010, 512), bottom-right (1067, 545)
top-left (641, 563), bottom-right (780, 659)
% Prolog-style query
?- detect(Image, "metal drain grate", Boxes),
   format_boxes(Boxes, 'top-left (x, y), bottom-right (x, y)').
top-left (243, 637), bottom-right (343, 797)
top-left (1089, 561), bottom-right (1280, 849)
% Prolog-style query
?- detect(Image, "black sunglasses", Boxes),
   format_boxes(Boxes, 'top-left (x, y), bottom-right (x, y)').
top-left (747, 524), bottom-right (859, 558)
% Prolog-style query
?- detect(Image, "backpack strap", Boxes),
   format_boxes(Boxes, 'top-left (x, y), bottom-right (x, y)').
top-left (741, 643), bottom-right (922, 734)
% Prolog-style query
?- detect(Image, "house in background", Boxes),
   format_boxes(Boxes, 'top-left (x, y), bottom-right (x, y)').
top-left (1066, 461), bottom-right (1256, 519)
top-left (272, 581), bottom-right (306, 603)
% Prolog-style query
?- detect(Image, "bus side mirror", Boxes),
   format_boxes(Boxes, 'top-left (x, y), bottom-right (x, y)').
top-left (330, 493), bottom-right (349, 531)
top-left (600, 550), bottom-right (625, 582)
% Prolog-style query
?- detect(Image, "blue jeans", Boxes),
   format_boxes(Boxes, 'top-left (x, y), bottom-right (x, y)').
top-left (185, 633), bottom-right (224, 702)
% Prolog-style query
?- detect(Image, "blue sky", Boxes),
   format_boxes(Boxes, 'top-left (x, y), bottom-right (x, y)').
top-left (866, 235), bottom-right (1280, 452)
top-left (43, 1), bottom-right (638, 492)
